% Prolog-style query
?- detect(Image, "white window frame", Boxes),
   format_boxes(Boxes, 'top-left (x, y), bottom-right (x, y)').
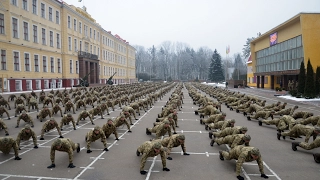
top-left (68, 36), bottom-right (72, 51)
top-left (50, 57), bottom-right (54, 73)
top-left (48, 7), bottom-right (53, 21)
top-left (32, 0), bottom-right (37, 15)
top-left (40, 3), bottom-right (45, 18)
top-left (56, 33), bottom-right (60, 49)
top-left (13, 51), bottom-right (20, 71)
top-left (11, 0), bottom-right (17, 6)
top-left (1, 49), bottom-right (6, 70)
top-left (26, 80), bottom-right (32, 91)
top-left (56, 10), bottom-right (60, 24)
top-left (67, 15), bottom-right (71, 28)
top-left (34, 54), bottom-right (40, 72)
top-left (15, 80), bottom-right (22, 91)
top-left (23, 21), bottom-right (29, 41)
top-left (49, 30), bottom-right (54, 47)
top-left (73, 18), bottom-right (77, 31)
top-left (76, 60), bottom-right (79, 74)
top-left (74, 38), bottom-right (77, 52)
top-left (57, 58), bottom-right (61, 73)
top-left (0, 13), bottom-right (4, 34)
top-left (36, 80), bottom-right (41, 90)
top-left (22, 0), bottom-right (28, 11)
top-left (44, 80), bottom-right (49, 89)
top-left (79, 21), bottom-right (82, 33)
top-left (70, 60), bottom-right (73, 73)
top-left (41, 28), bottom-right (46, 45)
top-left (12, 17), bottom-right (19, 38)
top-left (24, 52), bottom-right (31, 72)
top-left (33, 25), bottom-right (37, 43)
top-left (42, 56), bottom-right (47, 72)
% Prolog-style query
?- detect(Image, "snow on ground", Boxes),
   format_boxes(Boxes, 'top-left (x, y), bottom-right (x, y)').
top-left (278, 95), bottom-right (320, 102)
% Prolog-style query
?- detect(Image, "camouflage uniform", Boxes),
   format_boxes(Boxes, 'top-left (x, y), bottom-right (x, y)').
top-left (248, 110), bottom-right (274, 121)
top-left (76, 110), bottom-right (94, 125)
top-left (102, 119), bottom-right (119, 140)
top-left (200, 113), bottom-right (226, 125)
top-left (0, 106), bottom-right (10, 119)
top-left (8, 94), bottom-right (16, 102)
top-left (43, 97), bottom-right (54, 108)
top-left (40, 118), bottom-right (63, 140)
top-left (49, 138), bottom-right (80, 168)
top-left (154, 115), bottom-right (177, 134)
top-left (28, 96), bottom-right (39, 112)
top-left (14, 97), bottom-right (25, 108)
top-left (0, 137), bottom-right (21, 159)
top-left (15, 104), bottom-right (27, 117)
top-left (220, 146), bottom-right (265, 177)
top-left (16, 111), bottom-right (34, 127)
top-left (16, 125), bottom-right (37, 149)
top-left (213, 134), bottom-right (251, 148)
top-left (85, 126), bottom-right (108, 152)
top-left (114, 114), bottom-right (131, 131)
top-left (0, 118), bottom-right (9, 135)
top-left (259, 118), bottom-right (281, 126)
top-left (75, 99), bottom-right (86, 111)
top-left (0, 98), bottom-right (11, 110)
top-left (280, 124), bottom-right (319, 143)
top-left (60, 113), bottom-right (76, 130)
top-left (277, 115), bottom-right (296, 131)
top-left (38, 94), bottom-right (46, 104)
top-left (122, 106), bottom-right (138, 124)
top-left (212, 126), bottom-right (247, 138)
top-left (37, 106), bottom-right (52, 122)
top-left (292, 111), bottom-right (313, 120)
top-left (274, 106), bottom-right (298, 116)
top-left (89, 105), bottom-right (104, 119)
top-left (64, 100), bottom-right (75, 114)
top-left (297, 115), bottom-right (320, 126)
top-left (147, 120), bottom-right (172, 139)
top-left (207, 119), bottom-right (235, 131)
top-left (136, 141), bottom-right (168, 172)
top-left (294, 136), bottom-right (320, 150)
top-left (154, 134), bottom-right (188, 156)
top-left (51, 104), bottom-right (63, 117)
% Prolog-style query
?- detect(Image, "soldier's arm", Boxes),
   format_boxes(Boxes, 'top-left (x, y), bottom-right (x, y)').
top-left (12, 141), bottom-right (19, 157)
top-left (140, 152), bottom-right (149, 171)
top-left (231, 137), bottom-right (241, 149)
top-left (32, 131), bottom-right (37, 146)
top-left (305, 131), bottom-right (312, 143)
top-left (124, 120), bottom-right (131, 130)
top-left (50, 147), bottom-right (55, 163)
top-left (113, 128), bottom-right (119, 139)
top-left (101, 131), bottom-right (107, 148)
top-left (67, 146), bottom-right (74, 163)
top-left (235, 153), bottom-right (246, 176)
top-left (168, 127), bottom-right (172, 137)
top-left (166, 139), bottom-right (174, 155)
top-left (160, 150), bottom-right (167, 168)
top-left (256, 156), bottom-right (265, 174)
top-left (16, 132), bottom-right (22, 148)
top-left (55, 123), bottom-right (62, 136)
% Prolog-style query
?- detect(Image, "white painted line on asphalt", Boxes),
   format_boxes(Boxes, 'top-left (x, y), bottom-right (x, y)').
top-left (263, 161), bottom-right (281, 180)
top-left (246, 174), bottom-right (275, 176)
top-left (147, 160), bottom-right (161, 162)
top-left (176, 131), bottom-right (202, 133)
top-left (0, 174), bottom-right (73, 180)
top-left (80, 167), bottom-right (94, 169)
top-left (151, 171), bottom-right (160, 173)
top-left (205, 152), bottom-right (209, 157)
top-left (1, 176), bottom-right (10, 180)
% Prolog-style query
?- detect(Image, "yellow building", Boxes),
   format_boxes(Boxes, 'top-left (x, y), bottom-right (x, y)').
top-left (0, 0), bottom-right (136, 92)
top-left (249, 12), bottom-right (320, 90)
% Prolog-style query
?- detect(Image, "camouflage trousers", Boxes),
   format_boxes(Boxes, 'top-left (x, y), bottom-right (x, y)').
top-left (51, 142), bottom-right (78, 164)
top-left (17, 118), bottom-right (34, 127)
top-left (299, 137), bottom-right (320, 150)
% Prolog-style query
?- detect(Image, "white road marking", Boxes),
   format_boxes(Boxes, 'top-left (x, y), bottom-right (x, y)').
top-left (0, 174), bottom-right (73, 180)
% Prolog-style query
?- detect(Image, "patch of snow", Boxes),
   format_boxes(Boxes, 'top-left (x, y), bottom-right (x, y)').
top-left (278, 95), bottom-right (320, 102)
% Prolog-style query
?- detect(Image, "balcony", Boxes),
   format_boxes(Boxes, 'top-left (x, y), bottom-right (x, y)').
top-left (78, 51), bottom-right (98, 60)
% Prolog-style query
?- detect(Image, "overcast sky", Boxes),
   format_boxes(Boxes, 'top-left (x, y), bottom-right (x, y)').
top-left (63, 0), bottom-right (319, 58)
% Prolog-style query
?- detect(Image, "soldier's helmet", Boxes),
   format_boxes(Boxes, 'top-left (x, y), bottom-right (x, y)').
top-left (50, 117), bottom-right (55, 121)
top-left (243, 134), bottom-right (251, 141)
top-left (250, 147), bottom-right (260, 156)
top-left (22, 110), bottom-right (27, 115)
top-left (24, 124), bottom-right (31, 129)
top-left (120, 114), bottom-right (125, 119)
top-left (67, 113), bottom-right (72, 117)
top-left (240, 126), bottom-right (248, 132)
top-left (2, 137), bottom-right (10, 144)
top-left (229, 119), bottom-right (236, 123)
top-left (222, 112), bottom-right (227, 116)
top-left (167, 114), bottom-right (173, 119)
top-left (152, 142), bottom-right (162, 149)
top-left (107, 118), bottom-right (113, 122)
top-left (163, 120), bottom-right (170, 124)
top-left (55, 138), bottom-right (62, 146)
top-left (94, 126), bottom-right (100, 131)
top-left (177, 134), bottom-right (185, 140)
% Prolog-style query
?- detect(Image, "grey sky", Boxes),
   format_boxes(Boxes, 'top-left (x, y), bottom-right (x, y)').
top-left (64, 0), bottom-right (319, 58)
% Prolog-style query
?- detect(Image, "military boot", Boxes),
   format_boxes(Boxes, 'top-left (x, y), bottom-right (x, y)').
top-left (210, 139), bottom-right (215, 146)
top-left (313, 153), bottom-right (320, 163)
top-left (194, 110), bottom-right (198, 115)
top-left (200, 114), bottom-right (204, 119)
top-left (219, 151), bottom-right (224, 161)
top-left (236, 109), bottom-right (239, 113)
top-left (258, 120), bottom-right (262, 126)
top-left (146, 128), bottom-right (151, 135)
top-left (292, 142), bottom-right (299, 151)
top-left (205, 124), bottom-right (209, 131)
top-left (209, 132), bottom-right (213, 139)
top-left (247, 116), bottom-right (251, 121)
top-left (200, 119), bottom-right (203, 125)
top-left (136, 149), bottom-right (140, 156)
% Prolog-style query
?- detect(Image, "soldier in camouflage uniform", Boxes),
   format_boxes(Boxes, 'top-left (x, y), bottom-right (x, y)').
top-left (28, 96), bottom-right (39, 112)
top-left (273, 105), bottom-right (298, 116)
top-left (16, 110), bottom-right (34, 128)
top-left (64, 100), bottom-right (76, 114)
top-left (62, 95), bottom-right (71, 107)
top-left (292, 136), bottom-right (320, 151)
top-left (146, 120), bottom-right (171, 139)
top-left (200, 113), bottom-right (226, 125)
top-left (122, 106), bottom-right (138, 123)
top-left (38, 94), bottom-right (46, 104)
top-left (276, 115), bottom-right (296, 132)
top-left (292, 111), bottom-right (313, 120)
top-left (114, 114), bottom-right (132, 132)
top-left (0, 137), bottom-right (22, 160)
top-left (102, 119), bottom-right (119, 140)
top-left (0, 118), bottom-right (9, 135)
top-left (54, 97), bottom-right (63, 106)
top-left (15, 104), bottom-right (27, 117)
top-left (30, 90), bottom-right (37, 99)
top-left (51, 103), bottom-right (63, 117)
top-left (206, 119), bottom-right (235, 131)
top-left (76, 110), bottom-right (94, 125)
top-left (153, 134), bottom-right (189, 160)
top-left (40, 118), bottom-right (63, 140)
top-left (37, 105), bottom-right (52, 122)
top-left (247, 110), bottom-right (274, 121)
top-left (8, 94), bottom-right (17, 102)
top-left (47, 138), bottom-right (80, 169)
top-left (130, 102), bottom-right (141, 116)
top-left (60, 113), bottom-right (76, 130)
top-left (136, 141), bottom-right (170, 175)
top-left (14, 97), bottom-right (25, 108)
top-left (219, 146), bottom-right (268, 180)
top-left (211, 134), bottom-right (251, 148)
top-left (258, 117), bottom-right (281, 127)
top-left (278, 125), bottom-right (320, 143)
top-left (0, 98), bottom-right (11, 110)
top-left (75, 99), bottom-right (86, 111)
top-left (210, 126), bottom-right (248, 139)
top-left (85, 126), bottom-right (108, 153)
top-left (16, 125), bottom-right (38, 149)
top-left (0, 106), bottom-right (10, 120)
top-left (154, 114), bottom-right (177, 134)
top-left (89, 105), bottom-right (104, 119)
top-left (297, 115), bottom-right (320, 126)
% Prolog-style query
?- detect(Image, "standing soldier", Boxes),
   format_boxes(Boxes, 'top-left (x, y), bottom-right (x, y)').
top-left (102, 119), bottom-right (119, 140)
top-left (0, 137), bottom-right (22, 160)
top-left (146, 120), bottom-right (172, 139)
top-left (16, 125), bottom-right (38, 149)
top-left (40, 118), bottom-right (64, 140)
top-left (219, 146), bottom-right (268, 180)
top-left (136, 141), bottom-right (170, 175)
top-left (16, 110), bottom-right (34, 128)
top-left (211, 134), bottom-right (251, 148)
top-left (76, 110), bottom-right (94, 125)
top-left (114, 114), bottom-right (132, 132)
top-left (60, 113), bottom-right (76, 130)
top-left (0, 118), bottom-right (9, 135)
top-left (15, 104), bottom-right (27, 117)
top-left (0, 106), bottom-right (10, 120)
top-left (85, 126), bottom-right (108, 153)
top-left (51, 103), bottom-right (63, 117)
top-left (64, 100), bottom-right (76, 114)
top-left (47, 138), bottom-right (80, 169)
top-left (28, 96), bottom-right (39, 112)
top-left (37, 105), bottom-right (52, 122)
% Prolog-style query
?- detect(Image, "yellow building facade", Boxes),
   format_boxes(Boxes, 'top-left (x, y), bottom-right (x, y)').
top-left (249, 12), bottom-right (320, 90)
top-left (0, 0), bottom-right (136, 92)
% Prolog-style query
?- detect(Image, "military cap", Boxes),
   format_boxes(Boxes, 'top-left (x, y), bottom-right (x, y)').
top-left (24, 124), bottom-right (31, 129)
top-left (120, 114), bottom-right (125, 118)
top-left (55, 138), bottom-right (62, 146)
top-left (177, 134), bottom-right (185, 140)
top-left (229, 119), bottom-right (235, 123)
top-left (163, 120), bottom-right (170, 124)
top-left (167, 114), bottom-right (173, 119)
top-left (222, 112), bottom-right (226, 116)
top-left (50, 117), bottom-right (55, 121)
top-left (94, 126), bottom-right (100, 130)
top-left (67, 113), bottom-right (72, 117)
top-left (153, 142), bottom-right (162, 149)
top-left (315, 127), bottom-right (320, 132)
top-left (107, 118), bottom-right (113, 122)
top-left (22, 110), bottom-right (27, 115)
top-left (250, 147), bottom-right (260, 156)
top-left (240, 126), bottom-right (248, 131)
top-left (243, 134), bottom-right (251, 141)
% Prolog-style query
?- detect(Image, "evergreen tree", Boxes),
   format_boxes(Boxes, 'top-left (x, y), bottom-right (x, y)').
top-left (208, 49), bottom-right (224, 82)
top-left (304, 59), bottom-right (315, 98)
top-left (315, 66), bottom-right (320, 96)
top-left (297, 61), bottom-right (306, 94)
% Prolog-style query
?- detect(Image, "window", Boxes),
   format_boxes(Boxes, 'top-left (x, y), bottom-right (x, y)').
top-left (23, 22), bottom-right (28, 41)
top-left (56, 33), bottom-right (60, 48)
top-left (49, 7), bottom-right (52, 21)
top-left (98, 48), bottom-right (99, 58)
top-left (74, 19), bottom-right (77, 31)
top-left (33, 25), bottom-right (37, 43)
top-left (76, 61), bottom-right (79, 74)
top-left (98, 32), bottom-right (100, 41)
top-left (68, 37), bottom-right (71, 51)
top-left (67, 16), bottom-right (71, 28)
top-left (12, 17), bottom-right (18, 38)
top-left (36, 80), bottom-right (41, 90)
top-left (43, 56), bottom-right (47, 72)
top-left (44, 80), bottom-right (49, 89)
top-left (34, 55), bottom-right (39, 72)
top-left (94, 46), bottom-right (96, 55)
top-left (24, 53), bottom-right (30, 71)
top-left (50, 57), bottom-right (54, 73)
top-left (15, 80), bottom-right (22, 91)
top-left (11, 0), bottom-right (17, 6)
top-left (90, 28), bottom-right (92, 38)
top-left (79, 22), bottom-right (82, 33)
top-left (57, 58), bottom-right (61, 73)
top-left (41, 28), bottom-right (46, 45)
top-left (70, 60), bottom-right (73, 73)
top-left (79, 41), bottom-right (82, 51)
top-left (55, 11), bottom-right (59, 24)
top-left (94, 30), bottom-right (96, 39)
top-left (13, 51), bottom-right (20, 71)
top-left (0, 13), bottom-right (4, 34)
top-left (32, 0), bottom-right (37, 14)
top-left (84, 25), bottom-right (87, 36)
top-left (74, 39), bottom-right (77, 52)
top-left (23, 0), bottom-right (28, 10)
top-left (49, 31), bottom-right (53, 47)
top-left (90, 45), bottom-right (92, 54)
top-left (1, 50), bottom-right (6, 70)
top-left (41, 3), bottom-right (45, 18)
